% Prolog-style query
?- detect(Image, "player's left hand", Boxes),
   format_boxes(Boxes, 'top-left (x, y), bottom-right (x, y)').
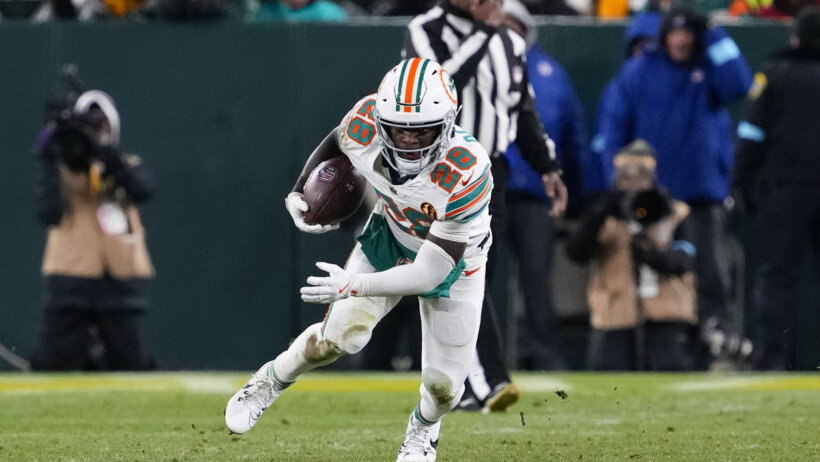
top-left (300, 262), bottom-right (356, 304)
top-left (542, 171), bottom-right (568, 216)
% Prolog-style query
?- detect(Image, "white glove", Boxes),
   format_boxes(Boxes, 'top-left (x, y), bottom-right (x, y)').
top-left (285, 192), bottom-right (339, 234)
top-left (300, 262), bottom-right (358, 304)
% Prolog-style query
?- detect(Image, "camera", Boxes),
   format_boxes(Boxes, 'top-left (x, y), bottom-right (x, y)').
top-left (44, 64), bottom-right (103, 172)
top-left (621, 187), bottom-right (672, 228)
top-left (50, 109), bottom-right (103, 172)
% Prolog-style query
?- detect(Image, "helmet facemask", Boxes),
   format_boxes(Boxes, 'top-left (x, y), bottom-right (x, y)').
top-left (374, 59), bottom-right (459, 179)
top-left (375, 111), bottom-right (455, 177)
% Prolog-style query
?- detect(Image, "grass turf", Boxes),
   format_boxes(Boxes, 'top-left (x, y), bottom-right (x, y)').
top-left (0, 372), bottom-right (818, 461)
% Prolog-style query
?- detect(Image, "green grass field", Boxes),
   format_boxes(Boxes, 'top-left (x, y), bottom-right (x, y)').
top-left (1, 372), bottom-right (818, 461)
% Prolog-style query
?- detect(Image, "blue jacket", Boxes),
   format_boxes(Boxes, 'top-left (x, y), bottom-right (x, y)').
top-left (597, 26), bottom-right (752, 202)
top-left (505, 46), bottom-right (587, 205)
top-left (588, 12), bottom-right (661, 194)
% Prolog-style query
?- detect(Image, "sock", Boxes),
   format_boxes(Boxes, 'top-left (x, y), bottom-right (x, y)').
top-left (411, 404), bottom-right (437, 427)
top-left (271, 322), bottom-right (342, 383)
top-left (417, 382), bottom-right (463, 424)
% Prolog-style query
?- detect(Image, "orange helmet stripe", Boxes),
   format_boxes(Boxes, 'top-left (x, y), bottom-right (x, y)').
top-left (403, 58), bottom-right (422, 112)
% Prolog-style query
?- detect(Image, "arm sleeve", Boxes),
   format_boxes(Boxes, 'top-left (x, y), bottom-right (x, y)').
top-left (704, 26), bottom-right (753, 106)
top-left (515, 84), bottom-right (560, 174)
top-left (565, 194), bottom-right (617, 263)
top-left (732, 70), bottom-right (772, 190)
top-left (351, 239), bottom-right (456, 297)
top-left (631, 237), bottom-right (695, 276)
top-left (102, 149), bottom-right (155, 204)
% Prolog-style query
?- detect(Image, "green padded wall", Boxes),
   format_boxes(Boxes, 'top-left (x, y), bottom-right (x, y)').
top-left (2, 19), bottom-right (811, 370)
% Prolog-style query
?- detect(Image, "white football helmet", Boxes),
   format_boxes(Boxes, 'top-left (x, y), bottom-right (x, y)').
top-left (373, 59), bottom-right (458, 177)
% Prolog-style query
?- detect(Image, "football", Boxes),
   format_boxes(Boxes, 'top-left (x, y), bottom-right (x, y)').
top-left (302, 155), bottom-right (368, 226)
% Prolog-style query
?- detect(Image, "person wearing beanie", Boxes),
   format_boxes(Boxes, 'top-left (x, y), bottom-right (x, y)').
top-left (732, 5), bottom-right (820, 370)
top-left (596, 6), bottom-right (752, 370)
top-left (566, 139), bottom-right (697, 371)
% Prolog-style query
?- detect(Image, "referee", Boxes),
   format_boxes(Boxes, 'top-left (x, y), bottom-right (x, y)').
top-left (404, 0), bottom-right (568, 411)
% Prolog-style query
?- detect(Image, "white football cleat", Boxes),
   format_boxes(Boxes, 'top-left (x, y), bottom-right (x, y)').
top-left (396, 414), bottom-right (440, 462)
top-left (225, 361), bottom-right (290, 434)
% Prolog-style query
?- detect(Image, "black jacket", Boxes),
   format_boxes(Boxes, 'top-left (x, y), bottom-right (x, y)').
top-left (734, 46), bottom-right (820, 189)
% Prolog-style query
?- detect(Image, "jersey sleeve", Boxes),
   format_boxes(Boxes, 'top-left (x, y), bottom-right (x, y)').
top-left (338, 94), bottom-right (378, 154)
top-left (444, 161), bottom-right (493, 223)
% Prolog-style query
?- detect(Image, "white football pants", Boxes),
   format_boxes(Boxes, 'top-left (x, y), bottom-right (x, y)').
top-left (273, 242), bottom-right (486, 424)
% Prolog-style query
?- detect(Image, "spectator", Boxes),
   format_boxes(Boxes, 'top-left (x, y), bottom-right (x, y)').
top-left (732, 5), bottom-right (820, 370)
top-left (404, 0), bottom-right (568, 412)
top-left (30, 79), bottom-right (155, 371)
top-left (566, 140), bottom-right (697, 370)
top-left (255, 0), bottom-right (346, 21)
top-left (596, 6), bottom-right (752, 369)
top-left (588, 9), bottom-right (662, 195)
top-left (503, 0), bottom-right (586, 370)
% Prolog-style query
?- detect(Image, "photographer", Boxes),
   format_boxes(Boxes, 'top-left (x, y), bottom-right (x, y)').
top-left (31, 85), bottom-right (155, 371)
top-left (566, 140), bottom-right (697, 371)
top-left (595, 6), bottom-right (752, 370)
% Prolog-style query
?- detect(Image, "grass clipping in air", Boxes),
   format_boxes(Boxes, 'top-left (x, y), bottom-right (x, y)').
top-left (0, 372), bottom-right (818, 461)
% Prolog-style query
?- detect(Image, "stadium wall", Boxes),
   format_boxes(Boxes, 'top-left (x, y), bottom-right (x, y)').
top-left (3, 19), bottom-right (813, 371)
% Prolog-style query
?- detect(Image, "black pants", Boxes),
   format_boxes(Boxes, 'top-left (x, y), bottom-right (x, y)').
top-left (586, 322), bottom-right (694, 371)
top-left (30, 308), bottom-right (150, 371)
top-left (680, 202), bottom-right (734, 368)
top-left (506, 193), bottom-right (566, 370)
top-left (471, 159), bottom-right (512, 388)
top-left (750, 185), bottom-right (820, 370)
top-left (685, 202), bottom-right (733, 328)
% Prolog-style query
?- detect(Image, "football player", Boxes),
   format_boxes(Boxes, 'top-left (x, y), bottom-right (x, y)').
top-left (225, 58), bottom-right (493, 462)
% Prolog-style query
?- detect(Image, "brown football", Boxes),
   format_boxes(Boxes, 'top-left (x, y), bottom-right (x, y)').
top-left (302, 155), bottom-right (368, 226)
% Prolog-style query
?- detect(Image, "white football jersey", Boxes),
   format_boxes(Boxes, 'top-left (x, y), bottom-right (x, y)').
top-left (338, 94), bottom-right (493, 266)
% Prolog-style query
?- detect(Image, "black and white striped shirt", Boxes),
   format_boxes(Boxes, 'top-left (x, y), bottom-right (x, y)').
top-left (403, 2), bottom-right (558, 174)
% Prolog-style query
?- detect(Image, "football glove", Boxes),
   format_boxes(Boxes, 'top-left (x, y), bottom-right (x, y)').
top-left (300, 262), bottom-right (358, 304)
top-left (285, 192), bottom-right (339, 234)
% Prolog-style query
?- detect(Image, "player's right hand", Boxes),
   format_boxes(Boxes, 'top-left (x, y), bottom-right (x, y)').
top-left (285, 192), bottom-right (340, 234)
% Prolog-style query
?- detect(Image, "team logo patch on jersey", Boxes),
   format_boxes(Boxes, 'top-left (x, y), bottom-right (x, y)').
top-left (397, 257), bottom-right (413, 266)
top-left (315, 166), bottom-right (338, 183)
top-left (420, 202), bottom-right (438, 220)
